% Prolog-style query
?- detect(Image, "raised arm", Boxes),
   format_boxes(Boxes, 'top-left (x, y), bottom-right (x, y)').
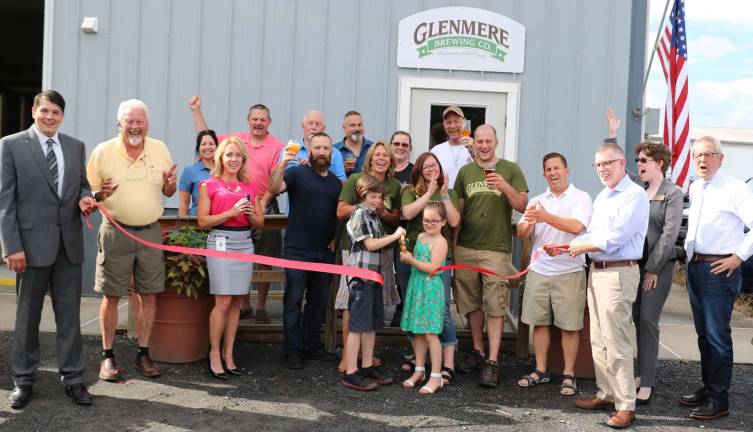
top-left (188, 96), bottom-right (210, 133)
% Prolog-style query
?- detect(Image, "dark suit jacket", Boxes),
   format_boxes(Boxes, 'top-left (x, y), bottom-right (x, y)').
top-left (642, 178), bottom-right (684, 274)
top-left (0, 127), bottom-right (92, 266)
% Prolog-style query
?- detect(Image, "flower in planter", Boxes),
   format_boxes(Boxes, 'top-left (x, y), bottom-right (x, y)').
top-left (163, 226), bottom-right (209, 299)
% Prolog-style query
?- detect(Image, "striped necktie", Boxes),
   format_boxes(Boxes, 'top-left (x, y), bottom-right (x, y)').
top-left (46, 139), bottom-right (59, 194)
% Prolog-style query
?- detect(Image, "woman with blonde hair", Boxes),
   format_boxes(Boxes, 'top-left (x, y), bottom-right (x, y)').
top-left (334, 141), bottom-right (402, 373)
top-left (197, 137), bottom-right (264, 379)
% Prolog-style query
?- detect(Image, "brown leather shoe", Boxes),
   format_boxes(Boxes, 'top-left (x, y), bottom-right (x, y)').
top-left (99, 358), bottom-right (124, 382)
top-left (607, 410), bottom-right (635, 429)
top-left (575, 396), bottom-right (615, 410)
top-left (134, 354), bottom-right (162, 378)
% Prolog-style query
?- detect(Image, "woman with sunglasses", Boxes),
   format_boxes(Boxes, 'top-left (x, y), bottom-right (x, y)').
top-left (391, 131), bottom-right (414, 186)
top-left (399, 152), bottom-right (461, 385)
top-left (632, 142), bottom-right (683, 405)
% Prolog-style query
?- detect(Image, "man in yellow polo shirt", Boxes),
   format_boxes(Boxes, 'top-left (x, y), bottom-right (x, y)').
top-left (87, 99), bottom-right (176, 381)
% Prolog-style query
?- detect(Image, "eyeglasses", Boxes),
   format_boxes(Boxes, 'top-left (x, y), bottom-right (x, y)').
top-left (422, 218), bottom-right (445, 225)
top-left (592, 159), bottom-right (622, 169)
top-left (634, 157), bottom-right (653, 164)
top-left (693, 152), bottom-right (719, 160)
top-left (391, 141), bottom-right (411, 148)
top-left (422, 164), bottom-right (439, 170)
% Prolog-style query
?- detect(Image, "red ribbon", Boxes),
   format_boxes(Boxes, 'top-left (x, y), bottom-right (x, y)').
top-left (428, 245), bottom-right (570, 278)
top-left (85, 204), bottom-right (384, 285)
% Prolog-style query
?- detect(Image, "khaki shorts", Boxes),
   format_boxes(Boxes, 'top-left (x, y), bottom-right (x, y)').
top-left (454, 245), bottom-right (513, 317)
top-left (94, 221), bottom-right (165, 297)
top-left (521, 269), bottom-right (586, 331)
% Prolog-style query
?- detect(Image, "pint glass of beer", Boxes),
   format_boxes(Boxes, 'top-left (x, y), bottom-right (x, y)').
top-left (460, 120), bottom-right (472, 138)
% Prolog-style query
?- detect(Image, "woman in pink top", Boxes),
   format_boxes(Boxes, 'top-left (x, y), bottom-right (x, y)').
top-left (198, 136), bottom-right (264, 379)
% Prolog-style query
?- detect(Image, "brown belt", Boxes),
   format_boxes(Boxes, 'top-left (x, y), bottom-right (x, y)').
top-left (691, 253), bottom-right (731, 262)
top-left (592, 260), bottom-right (637, 269)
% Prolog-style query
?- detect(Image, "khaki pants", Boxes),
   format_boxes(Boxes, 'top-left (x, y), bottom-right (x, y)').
top-left (588, 264), bottom-right (639, 411)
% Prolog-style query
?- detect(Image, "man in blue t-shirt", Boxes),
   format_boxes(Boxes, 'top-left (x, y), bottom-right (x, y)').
top-left (333, 111), bottom-right (373, 177)
top-left (269, 132), bottom-right (343, 369)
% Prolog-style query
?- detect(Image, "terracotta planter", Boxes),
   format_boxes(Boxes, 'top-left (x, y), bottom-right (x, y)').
top-left (150, 284), bottom-right (211, 363)
top-left (547, 306), bottom-right (595, 379)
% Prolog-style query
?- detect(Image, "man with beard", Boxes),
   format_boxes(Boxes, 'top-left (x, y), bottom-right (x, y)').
top-left (333, 111), bottom-right (373, 177)
top-left (453, 124), bottom-right (528, 388)
top-left (546, 143), bottom-right (648, 429)
top-left (269, 132), bottom-right (342, 368)
top-left (87, 99), bottom-right (176, 381)
top-left (188, 96), bottom-right (284, 324)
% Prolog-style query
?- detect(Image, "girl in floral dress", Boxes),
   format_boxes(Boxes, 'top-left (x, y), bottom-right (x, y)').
top-left (399, 204), bottom-right (448, 394)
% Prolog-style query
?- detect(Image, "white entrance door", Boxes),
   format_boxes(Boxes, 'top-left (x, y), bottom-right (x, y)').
top-left (398, 76), bottom-right (520, 162)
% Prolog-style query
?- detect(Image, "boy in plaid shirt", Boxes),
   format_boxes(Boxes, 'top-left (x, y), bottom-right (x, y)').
top-left (340, 175), bottom-right (405, 391)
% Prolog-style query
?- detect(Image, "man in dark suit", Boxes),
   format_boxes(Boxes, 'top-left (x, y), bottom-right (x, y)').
top-left (0, 90), bottom-right (97, 408)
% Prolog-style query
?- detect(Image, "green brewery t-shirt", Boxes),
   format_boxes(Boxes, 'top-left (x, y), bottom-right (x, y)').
top-left (338, 172), bottom-right (402, 251)
top-left (401, 187), bottom-right (459, 256)
top-left (454, 160), bottom-right (528, 252)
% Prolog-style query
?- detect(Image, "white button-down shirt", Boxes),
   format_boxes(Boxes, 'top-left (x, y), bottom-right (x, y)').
top-left (518, 183), bottom-right (593, 275)
top-left (32, 125), bottom-right (65, 197)
top-left (576, 175), bottom-right (649, 261)
top-left (685, 170), bottom-right (753, 261)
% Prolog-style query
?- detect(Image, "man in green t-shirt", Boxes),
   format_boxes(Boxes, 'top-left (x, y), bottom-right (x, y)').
top-left (453, 124), bottom-right (528, 388)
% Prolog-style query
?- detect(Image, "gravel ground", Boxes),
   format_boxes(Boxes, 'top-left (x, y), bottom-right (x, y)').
top-left (0, 333), bottom-right (751, 432)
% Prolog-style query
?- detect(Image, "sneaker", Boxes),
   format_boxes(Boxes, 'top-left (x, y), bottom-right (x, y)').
top-left (340, 371), bottom-right (378, 391)
top-left (283, 352), bottom-right (304, 370)
top-left (302, 349), bottom-right (339, 362)
top-left (480, 359), bottom-right (500, 388)
top-left (457, 350), bottom-right (486, 373)
top-left (239, 307), bottom-right (254, 320)
top-left (359, 365), bottom-right (394, 385)
top-left (255, 309), bottom-right (270, 324)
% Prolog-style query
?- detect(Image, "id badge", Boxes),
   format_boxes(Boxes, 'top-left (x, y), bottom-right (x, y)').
top-left (216, 236), bottom-right (226, 252)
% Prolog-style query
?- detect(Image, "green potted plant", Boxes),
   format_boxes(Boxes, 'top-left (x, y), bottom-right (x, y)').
top-left (151, 225), bottom-right (212, 363)
top-left (163, 226), bottom-right (209, 299)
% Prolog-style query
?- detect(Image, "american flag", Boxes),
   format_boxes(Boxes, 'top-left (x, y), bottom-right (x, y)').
top-left (657, 0), bottom-right (690, 191)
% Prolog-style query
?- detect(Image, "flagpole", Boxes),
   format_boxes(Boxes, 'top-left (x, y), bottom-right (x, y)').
top-left (637, 0), bottom-right (673, 118)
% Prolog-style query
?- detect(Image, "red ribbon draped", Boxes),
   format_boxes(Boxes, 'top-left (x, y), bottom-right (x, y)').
top-left (86, 204), bottom-right (570, 285)
top-left (428, 245), bottom-right (570, 278)
top-left (86, 204), bottom-right (384, 285)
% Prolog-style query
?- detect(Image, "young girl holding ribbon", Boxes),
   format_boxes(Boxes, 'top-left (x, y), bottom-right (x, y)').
top-left (399, 204), bottom-right (449, 394)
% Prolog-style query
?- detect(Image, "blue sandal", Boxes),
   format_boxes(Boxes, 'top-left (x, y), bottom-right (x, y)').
top-left (560, 374), bottom-right (578, 396)
top-left (517, 369), bottom-right (550, 388)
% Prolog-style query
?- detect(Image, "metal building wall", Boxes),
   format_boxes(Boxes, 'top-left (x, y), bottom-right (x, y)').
top-left (45, 0), bottom-right (637, 198)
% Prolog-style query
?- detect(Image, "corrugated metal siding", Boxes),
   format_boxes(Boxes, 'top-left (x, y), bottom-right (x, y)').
top-left (48, 0), bottom-right (636, 198)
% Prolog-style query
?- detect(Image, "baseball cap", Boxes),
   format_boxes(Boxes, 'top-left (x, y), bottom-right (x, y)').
top-left (442, 105), bottom-right (465, 118)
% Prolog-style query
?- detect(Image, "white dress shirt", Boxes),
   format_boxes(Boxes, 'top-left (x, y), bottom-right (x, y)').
top-left (518, 183), bottom-right (593, 275)
top-left (685, 170), bottom-right (753, 261)
top-left (32, 125), bottom-right (65, 197)
top-left (576, 175), bottom-right (649, 261)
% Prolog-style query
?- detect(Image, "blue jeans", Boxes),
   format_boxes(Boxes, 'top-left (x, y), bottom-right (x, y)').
top-left (282, 247), bottom-right (334, 354)
top-left (397, 258), bottom-right (457, 347)
top-left (686, 261), bottom-right (741, 408)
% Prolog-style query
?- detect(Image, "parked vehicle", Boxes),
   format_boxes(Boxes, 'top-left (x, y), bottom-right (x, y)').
top-left (741, 177), bottom-right (753, 293)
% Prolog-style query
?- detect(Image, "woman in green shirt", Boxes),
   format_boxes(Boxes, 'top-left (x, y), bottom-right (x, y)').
top-left (399, 152), bottom-right (461, 385)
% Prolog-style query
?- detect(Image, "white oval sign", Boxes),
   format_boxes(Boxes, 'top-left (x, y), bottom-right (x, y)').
top-left (397, 7), bottom-right (525, 73)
